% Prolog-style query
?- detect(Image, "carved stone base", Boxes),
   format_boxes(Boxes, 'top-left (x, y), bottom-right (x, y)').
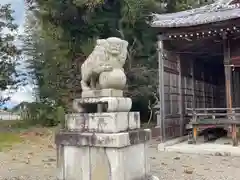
top-left (56, 140), bottom-right (150, 180)
top-left (55, 111), bottom-right (153, 180)
top-left (73, 97), bottom-right (132, 112)
top-left (81, 89), bottom-right (123, 98)
top-left (65, 112), bottom-right (140, 133)
top-left (55, 129), bottom-right (151, 148)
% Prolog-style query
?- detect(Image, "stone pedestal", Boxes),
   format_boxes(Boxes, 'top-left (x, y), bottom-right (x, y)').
top-left (55, 89), bottom-right (153, 180)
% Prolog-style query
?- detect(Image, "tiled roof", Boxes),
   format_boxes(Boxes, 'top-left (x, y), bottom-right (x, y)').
top-left (151, 0), bottom-right (240, 28)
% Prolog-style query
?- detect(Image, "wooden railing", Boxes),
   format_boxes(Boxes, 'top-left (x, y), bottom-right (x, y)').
top-left (186, 108), bottom-right (240, 146)
top-left (186, 108), bottom-right (240, 123)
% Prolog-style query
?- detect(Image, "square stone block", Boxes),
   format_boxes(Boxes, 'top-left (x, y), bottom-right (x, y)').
top-left (81, 89), bottom-right (123, 98)
top-left (88, 112), bottom-right (140, 133)
top-left (57, 143), bottom-right (150, 180)
top-left (65, 113), bottom-right (89, 131)
top-left (65, 112), bottom-right (140, 133)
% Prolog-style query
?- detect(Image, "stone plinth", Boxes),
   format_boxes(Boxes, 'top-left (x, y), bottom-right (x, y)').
top-left (56, 128), bottom-right (151, 180)
top-left (56, 129), bottom-right (151, 148)
top-left (56, 94), bottom-right (154, 179)
top-left (56, 142), bottom-right (150, 180)
top-left (65, 112), bottom-right (140, 132)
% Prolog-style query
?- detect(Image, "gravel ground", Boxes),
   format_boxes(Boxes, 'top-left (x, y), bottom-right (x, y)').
top-left (148, 140), bottom-right (240, 180)
top-left (0, 130), bottom-right (240, 180)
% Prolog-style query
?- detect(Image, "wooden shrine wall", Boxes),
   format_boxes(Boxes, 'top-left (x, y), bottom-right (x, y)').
top-left (163, 51), bottom-right (182, 139)
top-left (180, 56), bottom-right (226, 135)
top-left (180, 56), bottom-right (194, 135)
top-left (230, 39), bottom-right (240, 107)
top-left (230, 39), bottom-right (240, 64)
top-left (161, 50), bottom-right (226, 140)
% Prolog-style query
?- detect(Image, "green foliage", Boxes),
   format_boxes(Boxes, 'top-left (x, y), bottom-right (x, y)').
top-left (164, 0), bottom-right (206, 12)
top-left (21, 102), bottom-right (65, 127)
top-left (23, 0), bottom-right (158, 115)
top-left (0, 4), bottom-right (20, 104)
top-left (22, 0), bottom-right (199, 122)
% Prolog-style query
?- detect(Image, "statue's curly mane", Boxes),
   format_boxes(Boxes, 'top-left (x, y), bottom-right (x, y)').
top-left (80, 37), bottom-right (128, 90)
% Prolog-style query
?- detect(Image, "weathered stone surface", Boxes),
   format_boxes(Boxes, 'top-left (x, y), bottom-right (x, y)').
top-left (56, 145), bottom-right (64, 180)
top-left (122, 144), bottom-right (146, 179)
top-left (128, 112), bottom-right (141, 130)
top-left (65, 113), bottom-right (88, 131)
top-left (90, 148), bottom-right (110, 180)
top-left (99, 69), bottom-right (126, 89)
top-left (65, 112), bottom-right (140, 133)
top-left (88, 112), bottom-right (128, 133)
top-left (73, 97), bottom-right (132, 112)
top-left (57, 143), bottom-right (149, 180)
top-left (63, 146), bottom-right (90, 180)
top-left (80, 37), bottom-right (128, 91)
top-left (55, 129), bottom-right (151, 148)
top-left (81, 89), bottom-right (123, 98)
top-left (105, 144), bottom-right (148, 180)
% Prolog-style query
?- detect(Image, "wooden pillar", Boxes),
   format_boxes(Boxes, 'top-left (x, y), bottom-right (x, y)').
top-left (157, 35), bottom-right (166, 142)
top-left (193, 126), bottom-right (198, 144)
top-left (233, 71), bottom-right (240, 107)
top-left (202, 70), bottom-right (206, 109)
top-left (191, 59), bottom-right (195, 109)
top-left (232, 71), bottom-right (237, 107)
top-left (237, 72), bottom-right (240, 106)
top-left (177, 55), bottom-right (183, 136)
top-left (223, 35), bottom-right (237, 146)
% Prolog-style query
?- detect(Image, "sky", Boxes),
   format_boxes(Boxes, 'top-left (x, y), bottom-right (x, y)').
top-left (1, 0), bottom-right (35, 108)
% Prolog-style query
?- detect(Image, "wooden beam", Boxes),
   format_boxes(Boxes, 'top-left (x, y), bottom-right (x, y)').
top-left (223, 35), bottom-right (238, 146)
top-left (177, 55), bottom-right (183, 136)
top-left (191, 59), bottom-right (196, 109)
top-left (156, 18), bottom-right (240, 34)
top-left (158, 36), bottom-right (166, 142)
top-left (157, 36), bottom-right (166, 142)
top-left (166, 37), bottom-right (223, 56)
top-left (158, 34), bottom-right (170, 41)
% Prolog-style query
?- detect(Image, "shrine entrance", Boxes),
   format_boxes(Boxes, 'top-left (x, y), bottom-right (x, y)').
top-left (151, 0), bottom-right (240, 146)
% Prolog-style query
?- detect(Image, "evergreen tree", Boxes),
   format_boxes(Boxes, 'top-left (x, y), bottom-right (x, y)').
top-left (0, 4), bottom-right (20, 104)
top-left (23, 0), bottom-right (197, 122)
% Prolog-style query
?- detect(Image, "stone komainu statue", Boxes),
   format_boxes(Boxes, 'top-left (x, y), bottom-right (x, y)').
top-left (80, 37), bottom-right (129, 91)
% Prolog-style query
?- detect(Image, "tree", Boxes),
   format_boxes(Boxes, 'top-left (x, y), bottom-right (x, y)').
top-left (23, 0), bottom-right (160, 106)
top-left (0, 4), bottom-right (20, 105)
top-left (23, 0), bottom-right (198, 122)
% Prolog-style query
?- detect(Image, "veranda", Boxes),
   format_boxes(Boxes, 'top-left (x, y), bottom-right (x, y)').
top-left (151, 0), bottom-right (240, 146)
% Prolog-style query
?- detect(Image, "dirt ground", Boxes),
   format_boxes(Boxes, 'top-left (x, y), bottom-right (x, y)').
top-left (0, 128), bottom-right (240, 180)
